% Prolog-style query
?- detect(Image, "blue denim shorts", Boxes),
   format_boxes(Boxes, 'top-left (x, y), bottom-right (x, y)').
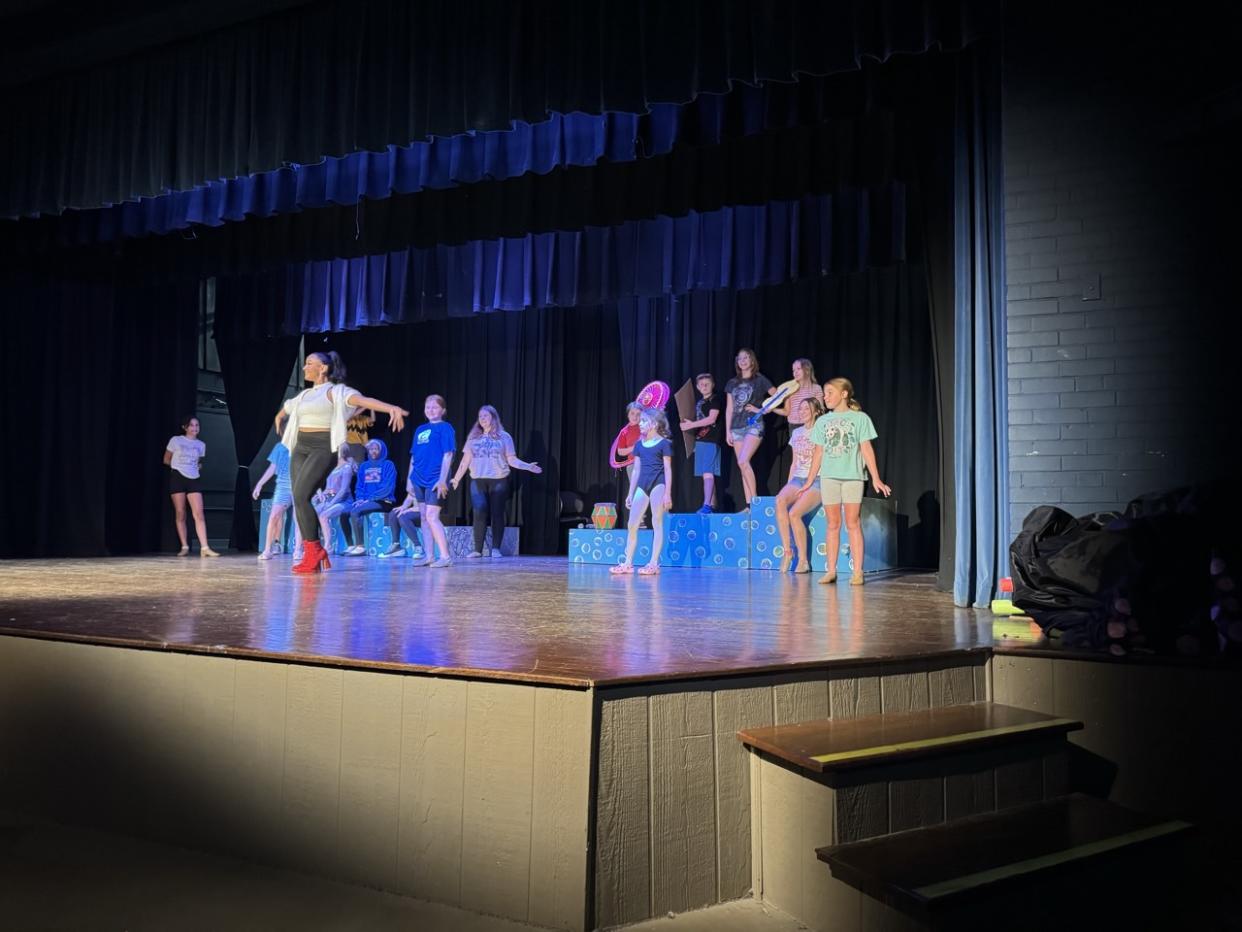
top-left (693, 441), bottom-right (721, 476)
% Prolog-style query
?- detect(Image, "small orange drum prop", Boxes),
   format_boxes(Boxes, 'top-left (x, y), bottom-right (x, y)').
top-left (592, 503), bottom-right (618, 530)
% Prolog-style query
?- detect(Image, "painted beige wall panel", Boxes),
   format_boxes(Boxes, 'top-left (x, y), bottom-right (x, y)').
top-left (178, 654), bottom-right (238, 852)
top-left (879, 665), bottom-right (930, 714)
top-left (888, 775), bottom-right (945, 834)
top-left (945, 768), bottom-right (996, 821)
top-left (995, 756), bottom-right (1044, 810)
top-left (749, 753), bottom-right (764, 899)
top-left (976, 659), bottom-right (990, 702)
top-left (773, 679), bottom-right (828, 725)
top-left (337, 669), bottom-right (403, 890)
top-left (757, 758), bottom-right (804, 917)
top-left (828, 671), bottom-right (881, 720)
top-left (713, 686), bottom-right (773, 902)
top-left (279, 663), bottom-right (344, 876)
top-left (121, 647), bottom-right (189, 844)
top-left (928, 661), bottom-right (977, 708)
top-left (1052, 659), bottom-right (1124, 783)
top-left (461, 681), bottom-right (536, 922)
top-left (993, 655), bottom-right (1053, 712)
top-left (0, 637), bottom-right (63, 812)
top-left (650, 690), bottom-right (717, 915)
top-left (230, 659), bottom-right (288, 865)
top-left (397, 676), bottom-right (467, 906)
top-left (528, 687), bottom-right (592, 932)
top-left (802, 775), bottom-right (859, 932)
top-left (594, 695), bottom-right (651, 929)
top-left (833, 783), bottom-right (888, 844)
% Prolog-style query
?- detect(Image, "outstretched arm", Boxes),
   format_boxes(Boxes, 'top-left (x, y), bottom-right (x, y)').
top-left (344, 392), bottom-right (409, 432)
top-left (506, 452), bottom-right (542, 474)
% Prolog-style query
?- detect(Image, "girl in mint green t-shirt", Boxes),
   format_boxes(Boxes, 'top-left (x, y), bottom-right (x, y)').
top-left (797, 378), bottom-right (891, 586)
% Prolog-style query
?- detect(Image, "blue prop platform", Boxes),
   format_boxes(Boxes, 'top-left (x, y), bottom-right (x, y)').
top-left (258, 499), bottom-right (519, 558)
top-left (568, 495), bottom-right (896, 572)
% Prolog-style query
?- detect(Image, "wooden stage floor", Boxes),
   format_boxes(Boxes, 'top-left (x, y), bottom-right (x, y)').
top-left (0, 556), bottom-right (992, 687)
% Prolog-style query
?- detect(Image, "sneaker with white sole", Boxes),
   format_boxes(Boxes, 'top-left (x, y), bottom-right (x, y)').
top-left (377, 545), bottom-right (403, 559)
top-left (410, 555), bottom-right (432, 567)
top-left (429, 557), bottom-right (454, 568)
top-left (466, 551), bottom-right (483, 559)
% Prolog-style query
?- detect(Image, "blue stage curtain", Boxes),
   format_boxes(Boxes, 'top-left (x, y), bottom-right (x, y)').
top-left (951, 44), bottom-right (1009, 608)
top-left (26, 66), bottom-right (918, 247)
top-left (0, 0), bottom-right (992, 220)
top-left (211, 188), bottom-right (907, 338)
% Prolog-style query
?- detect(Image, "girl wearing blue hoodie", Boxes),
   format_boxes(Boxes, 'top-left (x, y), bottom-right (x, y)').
top-left (344, 439), bottom-right (398, 555)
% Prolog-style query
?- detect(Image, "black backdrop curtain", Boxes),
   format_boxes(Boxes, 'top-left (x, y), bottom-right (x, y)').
top-left (213, 279), bottom-right (302, 551)
top-left (239, 264), bottom-right (938, 561)
top-left (0, 0), bottom-right (991, 219)
top-left (0, 279), bottom-right (199, 558)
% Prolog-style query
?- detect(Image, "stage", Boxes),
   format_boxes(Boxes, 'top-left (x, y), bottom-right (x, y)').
top-left (0, 556), bottom-right (993, 931)
top-left (0, 555), bottom-right (989, 687)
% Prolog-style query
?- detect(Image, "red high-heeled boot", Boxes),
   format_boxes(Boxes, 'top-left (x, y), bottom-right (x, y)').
top-left (291, 540), bottom-right (331, 574)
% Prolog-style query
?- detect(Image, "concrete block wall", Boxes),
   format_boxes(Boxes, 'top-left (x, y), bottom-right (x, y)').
top-left (1001, 5), bottom-right (1233, 534)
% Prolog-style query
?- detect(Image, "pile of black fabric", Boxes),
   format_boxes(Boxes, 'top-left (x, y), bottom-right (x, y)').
top-left (1009, 482), bottom-right (1240, 656)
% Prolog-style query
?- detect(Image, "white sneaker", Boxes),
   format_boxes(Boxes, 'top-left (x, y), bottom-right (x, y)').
top-left (489, 549), bottom-right (503, 558)
top-left (429, 557), bottom-right (454, 568)
top-left (347, 545), bottom-right (366, 556)
top-left (466, 551), bottom-right (483, 559)
top-left (376, 545), bottom-right (403, 559)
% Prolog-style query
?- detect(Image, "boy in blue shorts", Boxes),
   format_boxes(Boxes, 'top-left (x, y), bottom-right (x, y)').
top-left (679, 373), bottom-right (722, 514)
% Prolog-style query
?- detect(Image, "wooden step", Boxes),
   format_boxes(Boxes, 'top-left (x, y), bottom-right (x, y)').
top-left (736, 701), bottom-right (1081, 773)
top-left (816, 794), bottom-right (1193, 923)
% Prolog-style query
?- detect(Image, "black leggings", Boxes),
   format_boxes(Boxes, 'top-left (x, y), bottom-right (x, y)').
top-left (290, 432), bottom-right (336, 541)
top-left (470, 476), bottom-right (510, 553)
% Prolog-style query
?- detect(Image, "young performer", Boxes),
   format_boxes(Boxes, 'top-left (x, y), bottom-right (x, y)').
top-left (307, 446), bottom-right (357, 558)
top-left (611, 409), bottom-right (673, 577)
top-left (774, 396), bottom-right (826, 573)
top-left (273, 351), bottom-right (408, 575)
top-left (679, 373), bottom-right (722, 514)
top-left (343, 439), bottom-right (398, 556)
top-left (724, 348), bottom-right (775, 511)
top-left (252, 439), bottom-right (293, 560)
top-left (164, 415), bottom-right (218, 557)
top-left (377, 479), bottom-right (424, 560)
top-left (776, 359), bottom-right (822, 427)
top-left (450, 405), bottom-right (542, 558)
top-left (799, 378), bottom-right (892, 585)
top-left (408, 395), bottom-right (456, 567)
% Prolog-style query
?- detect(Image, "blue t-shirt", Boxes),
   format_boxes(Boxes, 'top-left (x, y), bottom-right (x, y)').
top-left (267, 442), bottom-right (291, 488)
top-left (411, 421), bottom-right (457, 487)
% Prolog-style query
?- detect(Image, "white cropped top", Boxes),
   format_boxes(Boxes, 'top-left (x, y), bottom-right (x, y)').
top-left (281, 382), bottom-right (360, 453)
top-left (295, 383), bottom-right (334, 429)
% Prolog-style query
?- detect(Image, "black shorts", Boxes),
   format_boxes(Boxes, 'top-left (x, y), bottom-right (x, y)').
top-left (169, 471), bottom-right (202, 494)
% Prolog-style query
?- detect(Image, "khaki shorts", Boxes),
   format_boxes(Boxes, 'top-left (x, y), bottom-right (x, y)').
top-left (820, 478), bottom-right (864, 505)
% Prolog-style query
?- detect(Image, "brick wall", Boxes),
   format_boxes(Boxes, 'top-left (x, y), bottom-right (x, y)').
top-left (1001, 6), bottom-right (1233, 533)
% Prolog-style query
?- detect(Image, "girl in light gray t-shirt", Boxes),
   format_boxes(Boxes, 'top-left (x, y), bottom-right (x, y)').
top-left (450, 405), bottom-right (543, 558)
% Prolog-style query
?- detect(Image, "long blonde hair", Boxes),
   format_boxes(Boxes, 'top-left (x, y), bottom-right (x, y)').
top-left (467, 405), bottom-right (504, 442)
top-left (826, 377), bottom-right (863, 411)
top-left (793, 358), bottom-right (818, 387)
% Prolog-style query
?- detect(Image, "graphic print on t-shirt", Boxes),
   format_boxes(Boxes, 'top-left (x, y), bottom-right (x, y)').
top-left (694, 396), bottom-right (714, 439)
top-left (361, 464), bottom-right (383, 484)
top-left (822, 419), bottom-right (859, 458)
top-left (416, 427), bottom-right (432, 445)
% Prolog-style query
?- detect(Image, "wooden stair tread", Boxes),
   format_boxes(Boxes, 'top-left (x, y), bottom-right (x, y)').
top-left (816, 794), bottom-right (1192, 916)
top-left (736, 701), bottom-right (1081, 773)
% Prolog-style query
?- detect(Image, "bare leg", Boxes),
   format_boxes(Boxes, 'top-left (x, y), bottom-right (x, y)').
top-left (789, 487), bottom-right (822, 573)
top-left (617, 491), bottom-right (650, 571)
top-left (171, 493), bottom-right (188, 550)
top-left (187, 492), bottom-right (217, 556)
top-left (702, 472), bottom-right (716, 509)
top-left (643, 485), bottom-right (667, 573)
top-left (262, 503), bottom-right (288, 556)
top-left (735, 434), bottom-right (762, 507)
top-left (774, 481), bottom-right (800, 569)
top-left (822, 504), bottom-right (843, 583)
top-left (423, 504), bottom-right (450, 562)
top-left (844, 502), bottom-right (864, 582)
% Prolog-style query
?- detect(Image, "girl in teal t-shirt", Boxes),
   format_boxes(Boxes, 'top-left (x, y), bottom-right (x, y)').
top-left (798, 377), bottom-right (891, 586)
